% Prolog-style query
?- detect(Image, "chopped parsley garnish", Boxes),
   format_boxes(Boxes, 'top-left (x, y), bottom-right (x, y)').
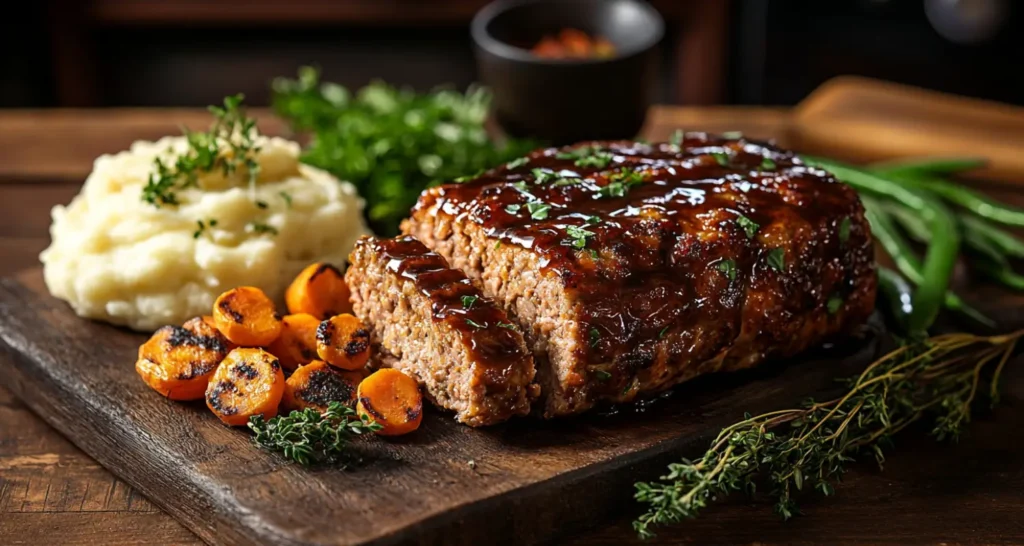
top-left (506, 157), bottom-right (530, 170)
top-left (192, 218), bottom-right (219, 239)
top-left (497, 322), bottom-right (517, 330)
top-left (736, 215), bottom-right (759, 239)
top-left (839, 216), bottom-right (852, 244)
top-left (256, 200), bottom-right (269, 209)
top-left (512, 181), bottom-right (530, 192)
top-left (589, 328), bottom-right (601, 347)
top-left (452, 170), bottom-right (484, 183)
top-left (761, 157), bottom-right (777, 170)
top-left (658, 325), bottom-right (670, 339)
top-left (461, 295), bottom-right (478, 309)
top-left (598, 168), bottom-right (646, 198)
top-left (767, 248), bottom-right (785, 271)
top-left (711, 152), bottom-right (731, 167)
top-left (142, 94), bottom-right (262, 208)
top-left (551, 177), bottom-right (581, 187)
top-left (565, 224), bottom-right (596, 249)
top-left (494, 240), bottom-right (502, 250)
top-left (465, 318), bottom-right (485, 329)
top-left (721, 131), bottom-right (744, 139)
top-left (717, 259), bottom-right (737, 281)
top-left (526, 202), bottom-right (551, 220)
top-left (585, 215), bottom-right (601, 225)
top-left (574, 152), bottom-right (614, 169)
top-left (248, 222), bottom-right (279, 236)
top-left (669, 129), bottom-right (684, 149)
top-left (505, 203), bottom-right (522, 214)
top-left (827, 294), bottom-right (843, 314)
top-left (532, 168), bottom-right (558, 184)
top-left (594, 369), bottom-right (612, 381)
top-left (279, 191), bottom-right (292, 207)
top-left (587, 248), bottom-right (599, 259)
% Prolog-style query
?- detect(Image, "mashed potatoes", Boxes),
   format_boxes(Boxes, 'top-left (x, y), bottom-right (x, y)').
top-left (41, 136), bottom-right (368, 331)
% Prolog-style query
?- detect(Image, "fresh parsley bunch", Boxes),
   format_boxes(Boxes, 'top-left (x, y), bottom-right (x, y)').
top-left (271, 67), bottom-right (538, 235)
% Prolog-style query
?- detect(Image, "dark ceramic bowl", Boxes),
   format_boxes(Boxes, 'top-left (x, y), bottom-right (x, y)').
top-left (472, 0), bottom-right (664, 144)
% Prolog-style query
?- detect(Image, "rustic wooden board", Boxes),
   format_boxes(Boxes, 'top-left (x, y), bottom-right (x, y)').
top-left (0, 268), bottom-right (925, 546)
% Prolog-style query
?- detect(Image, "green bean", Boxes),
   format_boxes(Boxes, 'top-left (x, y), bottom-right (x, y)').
top-left (874, 172), bottom-right (1024, 227)
top-left (870, 157), bottom-right (985, 178)
top-left (977, 260), bottom-right (1024, 291)
top-left (960, 214), bottom-right (1024, 259)
top-left (876, 267), bottom-right (913, 331)
top-left (805, 157), bottom-right (962, 332)
top-left (859, 194), bottom-right (993, 329)
top-left (879, 201), bottom-right (930, 243)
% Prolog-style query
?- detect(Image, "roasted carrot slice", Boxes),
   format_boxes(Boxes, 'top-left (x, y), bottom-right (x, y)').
top-left (356, 368), bottom-right (423, 436)
top-left (282, 360), bottom-right (363, 413)
top-left (205, 348), bottom-right (285, 426)
top-left (212, 286), bottom-right (282, 347)
top-left (316, 314), bottom-right (371, 371)
top-left (136, 322), bottom-right (230, 401)
top-left (285, 262), bottom-right (352, 319)
top-left (267, 313), bottom-right (321, 370)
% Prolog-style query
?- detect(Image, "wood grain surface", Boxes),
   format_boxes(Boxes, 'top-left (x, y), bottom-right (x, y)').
top-left (1, 88), bottom-right (1023, 545)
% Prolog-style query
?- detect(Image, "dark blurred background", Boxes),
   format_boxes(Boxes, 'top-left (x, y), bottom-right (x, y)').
top-left (2, 0), bottom-right (1021, 108)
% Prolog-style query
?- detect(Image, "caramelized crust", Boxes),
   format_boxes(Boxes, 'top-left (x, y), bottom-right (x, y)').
top-left (402, 134), bottom-right (876, 416)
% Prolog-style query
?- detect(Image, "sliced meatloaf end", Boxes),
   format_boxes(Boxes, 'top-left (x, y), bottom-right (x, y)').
top-left (402, 134), bottom-right (876, 417)
top-left (345, 235), bottom-right (538, 426)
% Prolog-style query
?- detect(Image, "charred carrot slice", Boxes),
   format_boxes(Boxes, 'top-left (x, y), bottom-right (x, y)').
top-left (205, 348), bottom-right (285, 426)
top-left (285, 262), bottom-right (352, 319)
top-left (267, 313), bottom-right (321, 370)
top-left (316, 314), bottom-right (371, 371)
top-left (282, 360), bottom-right (363, 413)
top-left (212, 286), bottom-right (282, 347)
top-left (136, 322), bottom-right (230, 401)
top-left (356, 368), bottom-right (423, 436)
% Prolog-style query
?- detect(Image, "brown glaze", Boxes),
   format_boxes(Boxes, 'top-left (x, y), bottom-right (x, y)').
top-left (410, 134), bottom-right (877, 411)
top-left (353, 236), bottom-right (531, 388)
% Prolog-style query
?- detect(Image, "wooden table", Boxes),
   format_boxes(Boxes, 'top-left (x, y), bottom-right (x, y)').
top-left (1, 108), bottom-right (1022, 546)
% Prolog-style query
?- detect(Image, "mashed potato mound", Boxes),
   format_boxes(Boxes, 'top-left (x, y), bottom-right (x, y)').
top-left (41, 136), bottom-right (368, 331)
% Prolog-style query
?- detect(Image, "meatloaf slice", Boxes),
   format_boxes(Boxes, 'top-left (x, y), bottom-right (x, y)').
top-left (402, 134), bottom-right (877, 417)
top-left (345, 235), bottom-right (537, 426)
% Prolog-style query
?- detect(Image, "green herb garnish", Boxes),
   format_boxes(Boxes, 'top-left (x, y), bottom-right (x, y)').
top-left (721, 131), bottom-right (744, 139)
top-left (598, 168), bottom-right (646, 198)
top-left (839, 216), bottom-right (852, 244)
top-left (827, 294), bottom-right (843, 314)
top-left (272, 67), bottom-right (536, 235)
top-left (658, 325), bottom-right (670, 339)
top-left (255, 200), bottom-right (269, 209)
top-left (532, 168), bottom-right (559, 185)
top-left (589, 328), bottom-right (600, 347)
top-left (633, 331), bottom-right (1023, 538)
top-left (565, 224), bottom-right (596, 249)
top-left (594, 369), bottom-right (612, 381)
top-left (767, 248), bottom-right (785, 271)
top-left (505, 204), bottom-right (522, 214)
top-left (248, 222), bottom-right (279, 236)
top-left (248, 402), bottom-right (380, 466)
top-left (461, 295), bottom-right (478, 309)
top-left (761, 157), bottom-right (777, 170)
top-left (527, 202), bottom-right (551, 220)
top-left (142, 94), bottom-right (262, 208)
top-left (716, 259), bottom-right (737, 281)
top-left (736, 215), bottom-right (759, 239)
top-left (497, 322), bottom-right (517, 330)
top-left (711, 152), bottom-right (731, 167)
top-left (506, 157), bottom-right (530, 170)
top-left (465, 318), bottom-right (486, 329)
top-left (279, 191), bottom-right (293, 207)
top-left (192, 218), bottom-right (219, 239)
top-left (670, 129), bottom-right (684, 149)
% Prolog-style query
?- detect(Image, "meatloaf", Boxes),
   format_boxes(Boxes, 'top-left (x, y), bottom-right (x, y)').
top-left (346, 235), bottom-right (538, 426)
top-left (401, 134), bottom-right (876, 417)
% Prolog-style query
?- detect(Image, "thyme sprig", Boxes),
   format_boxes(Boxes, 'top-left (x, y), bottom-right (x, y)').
top-left (633, 330), bottom-right (1022, 539)
top-left (249, 402), bottom-right (380, 466)
top-left (142, 94), bottom-right (262, 207)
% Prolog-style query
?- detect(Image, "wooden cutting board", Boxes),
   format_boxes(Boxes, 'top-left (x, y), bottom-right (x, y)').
top-left (0, 268), bottom-right (895, 546)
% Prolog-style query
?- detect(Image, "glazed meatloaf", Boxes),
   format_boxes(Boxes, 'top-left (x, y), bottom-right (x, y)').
top-left (346, 235), bottom-right (538, 426)
top-left (402, 134), bottom-right (876, 417)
